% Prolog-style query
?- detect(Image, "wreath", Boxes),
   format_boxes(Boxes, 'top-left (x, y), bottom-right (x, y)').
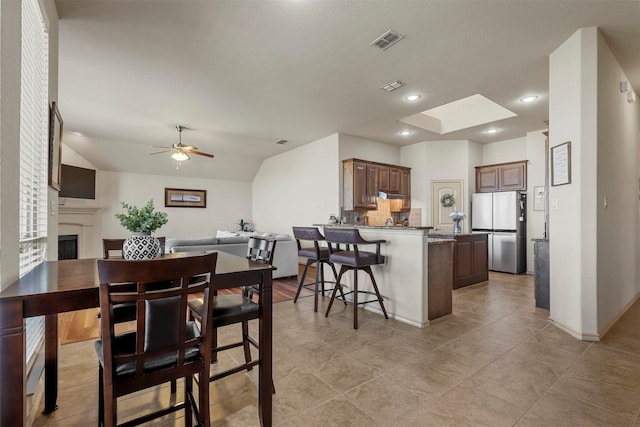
top-left (440, 193), bottom-right (455, 208)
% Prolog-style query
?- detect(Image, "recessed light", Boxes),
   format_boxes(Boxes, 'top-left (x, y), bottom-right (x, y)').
top-left (70, 131), bottom-right (83, 137)
top-left (405, 94), bottom-right (421, 102)
top-left (400, 130), bottom-right (412, 136)
top-left (519, 95), bottom-right (538, 103)
top-left (484, 128), bottom-right (500, 134)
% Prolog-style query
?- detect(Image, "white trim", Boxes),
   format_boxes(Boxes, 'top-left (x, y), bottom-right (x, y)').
top-left (598, 292), bottom-right (640, 339)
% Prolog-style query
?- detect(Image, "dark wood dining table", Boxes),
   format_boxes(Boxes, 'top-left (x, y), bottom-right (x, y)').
top-left (0, 251), bottom-right (273, 426)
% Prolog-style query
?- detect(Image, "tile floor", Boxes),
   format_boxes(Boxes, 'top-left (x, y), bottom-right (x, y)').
top-left (33, 272), bottom-right (640, 426)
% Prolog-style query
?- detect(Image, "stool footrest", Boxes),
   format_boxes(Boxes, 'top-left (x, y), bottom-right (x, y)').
top-left (337, 289), bottom-right (383, 305)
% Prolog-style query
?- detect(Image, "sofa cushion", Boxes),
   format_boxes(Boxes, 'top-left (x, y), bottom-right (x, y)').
top-left (216, 236), bottom-right (250, 244)
top-left (165, 236), bottom-right (219, 249)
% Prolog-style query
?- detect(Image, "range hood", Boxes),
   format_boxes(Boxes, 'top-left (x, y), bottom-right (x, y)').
top-left (378, 191), bottom-right (405, 200)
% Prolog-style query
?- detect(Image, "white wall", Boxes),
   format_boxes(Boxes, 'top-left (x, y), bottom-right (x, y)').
top-left (0, 0), bottom-right (23, 290)
top-left (595, 32), bottom-right (640, 331)
top-left (525, 130), bottom-right (548, 273)
top-left (482, 137), bottom-right (527, 165)
top-left (252, 134), bottom-right (340, 236)
top-left (401, 140), bottom-right (479, 231)
top-left (549, 27), bottom-right (600, 338)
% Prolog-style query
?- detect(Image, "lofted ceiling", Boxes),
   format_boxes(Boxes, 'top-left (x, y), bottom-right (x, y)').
top-left (56, 0), bottom-right (640, 181)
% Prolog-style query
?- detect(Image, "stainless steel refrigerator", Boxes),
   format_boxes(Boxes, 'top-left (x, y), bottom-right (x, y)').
top-left (471, 191), bottom-right (526, 274)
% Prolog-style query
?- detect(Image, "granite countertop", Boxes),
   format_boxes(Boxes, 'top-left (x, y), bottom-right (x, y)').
top-left (314, 223), bottom-right (433, 231)
top-left (428, 238), bottom-right (456, 245)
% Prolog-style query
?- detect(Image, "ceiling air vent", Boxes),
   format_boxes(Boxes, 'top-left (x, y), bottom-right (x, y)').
top-left (274, 139), bottom-right (288, 145)
top-left (380, 79), bottom-right (406, 92)
top-left (370, 29), bottom-right (404, 50)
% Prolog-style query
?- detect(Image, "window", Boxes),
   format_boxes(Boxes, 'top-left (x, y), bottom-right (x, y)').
top-left (20, 0), bottom-right (49, 363)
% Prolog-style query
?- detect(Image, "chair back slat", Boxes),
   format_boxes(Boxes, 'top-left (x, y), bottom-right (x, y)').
top-left (246, 237), bottom-right (276, 265)
top-left (102, 238), bottom-right (126, 259)
top-left (97, 253), bottom-right (217, 384)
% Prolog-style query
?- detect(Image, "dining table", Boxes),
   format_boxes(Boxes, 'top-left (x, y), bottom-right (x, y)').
top-left (0, 251), bottom-right (274, 426)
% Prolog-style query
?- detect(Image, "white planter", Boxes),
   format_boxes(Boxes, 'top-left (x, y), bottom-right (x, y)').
top-left (123, 233), bottom-right (161, 260)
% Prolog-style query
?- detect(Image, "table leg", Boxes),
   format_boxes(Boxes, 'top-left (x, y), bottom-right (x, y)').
top-left (0, 299), bottom-right (26, 426)
top-left (258, 270), bottom-right (273, 427)
top-left (43, 313), bottom-right (59, 414)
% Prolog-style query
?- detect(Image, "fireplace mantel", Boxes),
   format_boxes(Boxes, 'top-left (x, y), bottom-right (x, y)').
top-left (58, 206), bottom-right (101, 258)
top-left (58, 206), bottom-right (100, 215)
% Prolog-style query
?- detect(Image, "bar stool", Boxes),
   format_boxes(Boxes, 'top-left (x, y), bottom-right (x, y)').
top-left (292, 227), bottom-right (346, 312)
top-left (324, 228), bottom-right (389, 329)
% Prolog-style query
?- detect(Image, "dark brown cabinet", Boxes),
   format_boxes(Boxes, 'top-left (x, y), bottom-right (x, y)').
top-left (475, 160), bottom-right (527, 193)
top-left (343, 159), bottom-right (410, 211)
top-left (344, 159), bottom-right (378, 210)
top-left (400, 169), bottom-right (411, 211)
top-left (443, 233), bottom-right (489, 289)
top-left (428, 241), bottom-right (454, 320)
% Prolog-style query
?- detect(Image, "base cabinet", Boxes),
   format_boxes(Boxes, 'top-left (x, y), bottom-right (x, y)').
top-left (453, 234), bottom-right (489, 289)
top-left (428, 241), bottom-right (454, 320)
top-left (533, 239), bottom-right (550, 309)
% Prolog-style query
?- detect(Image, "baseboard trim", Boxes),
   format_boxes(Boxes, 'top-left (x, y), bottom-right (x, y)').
top-left (548, 291), bottom-right (640, 341)
top-left (598, 291), bottom-right (640, 340)
top-left (547, 318), bottom-right (600, 341)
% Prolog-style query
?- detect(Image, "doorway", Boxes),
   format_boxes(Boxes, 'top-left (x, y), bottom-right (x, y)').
top-left (431, 180), bottom-right (464, 233)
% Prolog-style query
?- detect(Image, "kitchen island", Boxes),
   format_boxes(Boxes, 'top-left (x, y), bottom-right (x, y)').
top-left (314, 224), bottom-right (453, 327)
top-left (429, 233), bottom-right (489, 289)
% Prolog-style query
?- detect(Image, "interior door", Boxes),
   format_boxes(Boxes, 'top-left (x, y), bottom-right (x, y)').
top-left (431, 180), bottom-right (464, 233)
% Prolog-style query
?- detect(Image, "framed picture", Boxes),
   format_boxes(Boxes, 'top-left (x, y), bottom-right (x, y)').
top-left (48, 102), bottom-right (63, 191)
top-left (164, 188), bottom-right (207, 208)
top-left (551, 141), bottom-right (571, 186)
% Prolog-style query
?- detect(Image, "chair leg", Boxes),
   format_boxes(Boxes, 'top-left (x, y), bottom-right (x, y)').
top-left (364, 266), bottom-right (389, 319)
top-left (185, 376), bottom-right (193, 427)
top-left (328, 261), bottom-right (347, 305)
top-left (170, 379), bottom-right (177, 394)
top-left (313, 259), bottom-right (321, 312)
top-left (325, 265), bottom-right (347, 317)
top-left (242, 321), bottom-right (253, 372)
top-left (104, 373), bottom-right (116, 427)
top-left (293, 259), bottom-right (313, 303)
top-left (353, 269), bottom-right (358, 329)
top-left (198, 367), bottom-right (210, 426)
top-left (98, 364), bottom-right (104, 427)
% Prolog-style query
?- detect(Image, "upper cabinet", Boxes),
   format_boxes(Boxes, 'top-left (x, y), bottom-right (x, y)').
top-left (378, 166), bottom-right (401, 193)
top-left (475, 160), bottom-right (527, 193)
top-left (343, 159), bottom-right (410, 211)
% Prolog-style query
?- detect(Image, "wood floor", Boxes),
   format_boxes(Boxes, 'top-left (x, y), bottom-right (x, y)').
top-left (58, 265), bottom-right (316, 344)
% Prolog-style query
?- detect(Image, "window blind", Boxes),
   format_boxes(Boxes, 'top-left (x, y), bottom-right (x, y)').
top-left (20, 0), bottom-right (49, 363)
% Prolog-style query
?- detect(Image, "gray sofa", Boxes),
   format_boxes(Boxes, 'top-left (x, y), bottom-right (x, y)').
top-left (165, 234), bottom-right (298, 279)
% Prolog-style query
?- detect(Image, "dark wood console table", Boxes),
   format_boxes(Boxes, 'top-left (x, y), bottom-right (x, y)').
top-left (0, 252), bottom-right (273, 426)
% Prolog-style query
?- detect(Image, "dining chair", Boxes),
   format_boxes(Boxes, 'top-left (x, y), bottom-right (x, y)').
top-left (95, 252), bottom-right (217, 427)
top-left (323, 228), bottom-right (389, 329)
top-left (292, 226), bottom-right (346, 312)
top-left (188, 236), bottom-right (276, 389)
top-left (102, 239), bottom-right (126, 259)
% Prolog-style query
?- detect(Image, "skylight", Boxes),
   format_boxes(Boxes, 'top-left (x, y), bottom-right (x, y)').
top-left (399, 94), bottom-right (517, 134)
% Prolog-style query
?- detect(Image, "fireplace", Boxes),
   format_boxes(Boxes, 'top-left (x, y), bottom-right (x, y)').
top-left (58, 234), bottom-right (78, 260)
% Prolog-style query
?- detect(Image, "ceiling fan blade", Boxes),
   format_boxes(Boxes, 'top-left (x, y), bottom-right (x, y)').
top-left (190, 150), bottom-right (214, 158)
top-left (181, 145), bottom-right (197, 151)
top-left (151, 145), bottom-right (171, 149)
top-left (149, 150), bottom-right (171, 155)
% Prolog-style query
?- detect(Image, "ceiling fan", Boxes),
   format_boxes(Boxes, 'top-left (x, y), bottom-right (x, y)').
top-left (150, 125), bottom-right (214, 168)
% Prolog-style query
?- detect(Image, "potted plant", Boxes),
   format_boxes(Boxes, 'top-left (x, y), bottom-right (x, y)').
top-left (237, 219), bottom-right (251, 232)
top-left (115, 199), bottom-right (168, 260)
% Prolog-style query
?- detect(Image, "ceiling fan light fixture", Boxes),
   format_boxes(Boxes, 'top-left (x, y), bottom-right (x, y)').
top-left (171, 151), bottom-right (190, 161)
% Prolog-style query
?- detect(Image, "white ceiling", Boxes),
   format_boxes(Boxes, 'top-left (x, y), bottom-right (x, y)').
top-left (56, 0), bottom-right (640, 181)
